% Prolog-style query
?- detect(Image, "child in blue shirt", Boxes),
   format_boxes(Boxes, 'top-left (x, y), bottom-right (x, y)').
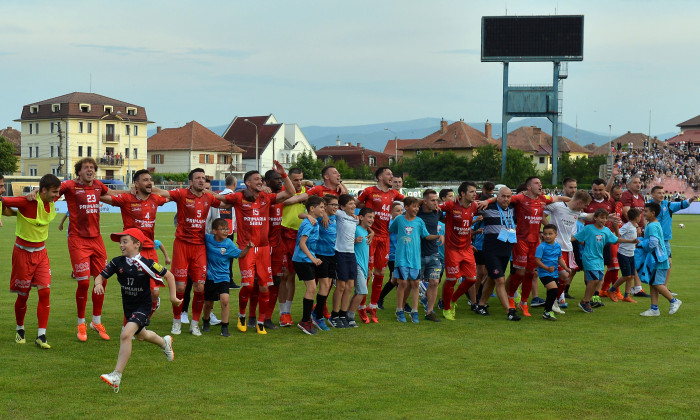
top-left (292, 196), bottom-right (325, 335)
top-left (638, 202), bottom-right (682, 316)
top-left (535, 224), bottom-right (571, 321)
top-left (202, 218), bottom-right (251, 337)
top-left (377, 201), bottom-right (404, 310)
top-left (388, 197), bottom-right (442, 323)
top-left (348, 207), bottom-right (375, 327)
top-left (573, 208), bottom-right (636, 313)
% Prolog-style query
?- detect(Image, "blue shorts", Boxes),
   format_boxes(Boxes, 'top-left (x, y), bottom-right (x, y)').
top-left (394, 266), bottom-right (420, 281)
top-left (642, 268), bottom-right (668, 286)
top-left (420, 254), bottom-right (442, 281)
top-left (335, 252), bottom-right (357, 282)
top-left (584, 270), bottom-right (605, 282)
top-left (664, 241), bottom-right (671, 258)
top-left (355, 266), bottom-right (368, 295)
top-left (617, 253), bottom-right (636, 277)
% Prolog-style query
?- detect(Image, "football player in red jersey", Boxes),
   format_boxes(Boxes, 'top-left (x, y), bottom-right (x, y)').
top-left (101, 169), bottom-right (168, 315)
top-left (218, 161), bottom-right (294, 334)
top-left (151, 168), bottom-right (224, 336)
top-left (508, 176), bottom-right (569, 316)
top-left (59, 158), bottom-right (114, 342)
top-left (620, 174), bottom-right (650, 297)
top-left (356, 167), bottom-right (404, 323)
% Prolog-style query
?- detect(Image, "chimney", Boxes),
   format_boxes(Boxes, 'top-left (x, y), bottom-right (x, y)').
top-left (346, 142), bottom-right (351, 146)
top-left (485, 121), bottom-right (492, 138)
top-left (157, 126), bottom-right (162, 133)
top-left (357, 142), bottom-right (361, 148)
top-left (6, 126), bottom-right (10, 130)
top-left (440, 119), bottom-right (448, 134)
top-left (336, 136), bottom-right (341, 146)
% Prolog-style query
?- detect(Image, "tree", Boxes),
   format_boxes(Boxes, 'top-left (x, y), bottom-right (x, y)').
top-left (294, 150), bottom-right (322, 179)
top-left (468, 145), bottom-right (501, 180)
top-left (332, 159), bottom-right (355, 180)
top-left (503, 148), bottom-right (537, 187)
top-left (0, 137), bottom-right (18, 174)
top-left (353, 164), bottom-right (374, 180)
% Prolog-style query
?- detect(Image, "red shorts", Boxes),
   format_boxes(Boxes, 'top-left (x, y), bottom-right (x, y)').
top-left (368, 236), bottom-right (390, 273)
top-left (270, 245), bottom-right (285, 278)
top-left (171, 238), bottom-right (207, 285)
top-left (239, 245), bottom-right (273, 287)
top-left (558, 250), bottom-right (578, 272)
top-left (141, 247), bottom-right (162, 291)
top-left (607, 243), bottom-right (620, 270)
top-left (68, 235), bottom-right (107, 281)
top-left (10, 245), bottom-right (51, 296)
top-left (281, 227), bottom-right (298, 273)
top-left (513, 241), bottom-right (538, 271)
top-left (444, 248), bottom-right (476, 281)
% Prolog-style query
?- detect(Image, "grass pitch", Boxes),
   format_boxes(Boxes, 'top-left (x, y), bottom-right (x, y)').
top-left (1, 213), bottom-right (699, 419)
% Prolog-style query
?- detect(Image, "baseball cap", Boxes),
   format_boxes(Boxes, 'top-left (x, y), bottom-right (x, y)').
top-left (110, 228), bottom-right (154, 249)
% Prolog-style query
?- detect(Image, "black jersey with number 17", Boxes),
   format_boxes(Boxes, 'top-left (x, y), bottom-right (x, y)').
top-left (100, 255), bottom-right (168, 312)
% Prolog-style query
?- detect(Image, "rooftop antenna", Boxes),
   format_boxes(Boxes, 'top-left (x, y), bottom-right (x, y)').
top-left (89, 73), bottom-right (92, 93)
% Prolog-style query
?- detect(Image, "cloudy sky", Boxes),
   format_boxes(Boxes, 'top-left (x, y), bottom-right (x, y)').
top-left (2, 0), bottom-right (698, 135)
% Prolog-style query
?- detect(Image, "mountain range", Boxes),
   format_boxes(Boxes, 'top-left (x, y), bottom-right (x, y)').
top-left (160, 118), bottom-right (678, 154)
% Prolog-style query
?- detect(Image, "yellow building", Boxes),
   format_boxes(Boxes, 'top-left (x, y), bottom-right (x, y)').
top-left (16, 92), bottom-right (152, 182)
top-left (504, 126), bottom-right (590, 171)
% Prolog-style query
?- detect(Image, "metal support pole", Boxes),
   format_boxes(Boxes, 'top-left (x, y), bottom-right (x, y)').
top-left (551, 61), bottom-right (560, 185)
top-left (501, 62), bottom-right (509, 180)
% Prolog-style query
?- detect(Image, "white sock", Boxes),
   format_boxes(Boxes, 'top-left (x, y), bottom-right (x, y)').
top-left (78, 318), bottom-right (85, 325)
top-left (38, 328), bottom-right (46, 336)
top-left (632, 286), bottom-right (641, 293)
top-left (92, 315), bottom-right (101, 325)
top-left (286, 300), bottom-right (294, 312)
top-left (239, 313), bottom-right (246, 318)
top-left (17, 325), bottom-right (24, 331)
top-left (191, 320), bottom-right (198, 327)
top-left (173, 318), bottom-right (181, 323)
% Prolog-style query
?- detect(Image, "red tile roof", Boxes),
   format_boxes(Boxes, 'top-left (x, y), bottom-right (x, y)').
top-left (383, 139), bottom-right (419, 157)
top-left (503, 126), bottom-right (590, 155)
top-left (590, 131), bottom-right (664, 155)
top-left (0, 126), bottom-right (21, 155)
top-left (19, 92), bottom-right (150, 122)
top-left (315, 144), bottom-right (391, 168)
top-left (666, 129), bottom-right (700, 145)
top-left (148, 121), bottom-right (244, 153)
top-left (402, 121), bottom-right (498, 150)
top-left (222, 116), bottom-right (281, 160)
top-left (677, 115), bottom-right (700, 128)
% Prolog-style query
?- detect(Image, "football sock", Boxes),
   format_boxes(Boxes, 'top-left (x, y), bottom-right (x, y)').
top-left (520, 272), bottom-right (534, 302)
top-left (191, 291), bottom-right (204, 322)
top-left (239, 286), bottom-right (251, 315)
top-left (38, 328), bottom-right (46, 336)
top-left (441, 280), bottom-right (456, 310)
top-left (651, 304), bottom-right (659, 310)
top-left (76, 280), bottom-right (89, 319)
top-left (302, 298), bottom-right (314, 322)
top-left (508, 272), bottom-right (524, 298)
top-left (258, 290), bottom-right (270, 321)
top-left (379, 280), bottom-right (396, 301)
top-left (267, 285), bottom-right (279, 320)
top-left (249, 287), bottom-right (259, 318)
top-left (545, 288), bottom-right (558, 312)
top-left (452, 278), bottom-right (476, 303)
top-left (92, 315), bottom-right (101, 325)
top-left (314, 294), bottom-right (328, 319)
top-left (91, 277), bottom-right (106, 316)
top-left (37, 288), bottom-right (50, 329)
top-left (173, 291), bottom-right (185, 318)
top-left (670, 298), bottom-right (678, 304)
top-left (15, 293), bottom-right (29, 327)
top-left (370, 274), bottom-right (384, 305)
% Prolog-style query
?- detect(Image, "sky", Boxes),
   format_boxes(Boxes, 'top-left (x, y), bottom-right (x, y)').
top-left (2, 0), bottom-right (698, 137)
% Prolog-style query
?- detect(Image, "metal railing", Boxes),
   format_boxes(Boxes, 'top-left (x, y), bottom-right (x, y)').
top-left (102, 134), bottom-right (120, 142)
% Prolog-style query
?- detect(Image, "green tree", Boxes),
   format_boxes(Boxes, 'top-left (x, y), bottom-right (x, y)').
top-left (332, 159), bottom-right (355, 180)
top-left (468, 145), bottom-right (501, 180)
top-left (0, 137), bottom-right (18, 174)
top-left (294, 150), bottom-right (322, 179)
top-left (353, 164), bottom-right (374, 180)
top-left (503, 148), bottom-right (537, 187)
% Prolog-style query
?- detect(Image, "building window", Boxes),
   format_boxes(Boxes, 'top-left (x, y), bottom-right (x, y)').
top-left (416, 150), bottom-right (422, 155)
top-left (368, 156), bottom-right (377, 166)
top-left (29, 147), bottom-right (32, 158)
top-left (199, 154), bottom-right (214, 164)
top-left (30, 106), bottom-right (38, 114)
top-left (52, 104), bottom-right (60, 112)
top-left (35, 146), bottom-right (39, 158)
top-left (35, 123), bottom-right (39, 134)
top-left (87, 122), bottom-right (92, 134)
top-left (29, 167), bottom-right (38, 176)
top-left (51, 166), bottom-right (59, 175)
top-left (388, 157), bottom-right (395, 165)
top-left (51, 122), bottom-right (55, 133)
top-left (29, 124), bottom-right (33, 135)
top-left (78, 146), bottom-right (83, 157)
top-left (133, 148), bottom-right (138, 159)
top-left (104, 106), bottom-right (113, 114)
top-left (87, 146), bottom-right (92, 157)
top-left (539, 157), bottom-right (545, 164)
top-left (79, 122), bottom-right (84, 133)
top-left (152, 154), bottom-right (164, 164)
top-left (133, 125), bottom-right (138, 136)
top-left (80, 104), bottom-right (90, 113)
top-left (50, 146), bottom-right (54, 157)
top-left (126, 107), bottom-right (137, 116)
top-left (125, 148), bottom-right (129, 159)
top-left (433, 152), bottom-right (439, 157)
top-left (218, 154), bottom-right (230, 164)
top-left (125, 125), bottom-right (130, 136)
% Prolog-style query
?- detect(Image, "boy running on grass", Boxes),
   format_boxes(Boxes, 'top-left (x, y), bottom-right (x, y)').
top-left (389, 197), bottom-right (443, 323)
top-left (573, 208), bottom-right (637, 313)
top-left (637, 203), bottom-right (682, 316)
top-left (202, 218), bottom-right (252, 336)
top-left (95, 228), bottom-right (182, 393)
top-left (608, 208), bottom-right (641, 303)
top-left (535, 224), bottom-right (571, 321)
top-left (292, 196), bottom-right (326, 335)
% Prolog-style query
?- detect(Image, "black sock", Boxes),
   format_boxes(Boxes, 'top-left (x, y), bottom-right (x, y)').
top-left (379, 281), bottom-right (396, 301)
top-left (565, 284), bottom-right (570, 294)
top-left (339, 310), bottom-right (347, 318)
top-left (221, 322), bottom-right (228, 327)
top-left (594, 291), bottom-right (600, 296)
top-left (302, 298), bottom-right (314, 322)
top-left (314, 294), bottom-right (328, 319)
top-left (476, 283), bottom-right (484, 302)
top-left (545, 288), bottom-right (558, 312)
top-left (331, 311), bottom-right (339, 318)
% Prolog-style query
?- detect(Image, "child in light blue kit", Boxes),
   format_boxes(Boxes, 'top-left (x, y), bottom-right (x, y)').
top-left (348, 207), bottom-right (375, 326)
top-left (637, 202), bottom-right (682, 316)
top-left (388, 197), bottom-right (442, 323)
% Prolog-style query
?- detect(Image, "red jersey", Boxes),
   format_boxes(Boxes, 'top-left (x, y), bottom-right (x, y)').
top-left (169, 188), bottom-right (221, 245)
top-left (269, 201), bottom-right (284, 247)
top-left (60, 179), bottom-right (108, 238)
top-left (2, 196), bottom-right (55, 247)
top-left (510, 193), bottom-right (554, 242)
top-left (306, 184), bottom-right (341, 197)
top-left (226, 191), bottom-right (277, 248)
top-left (621, 190), bottom-right (645, 227)
top-left (357, 186), bottom-right (404, 238)
top-left (584, 197), bottom-right (616, 227)
top-left (111, 193), bottom-right (168, 245)
top-left (439, 200), bottom-right (479, 249)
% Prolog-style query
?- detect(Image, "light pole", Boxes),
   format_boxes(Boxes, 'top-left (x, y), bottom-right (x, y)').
top-left (244, 118), bottom-right (259, 172)
top-left (117, 111), bottom-right (131, 185)
top-left (384, 128), bottom-right (398, 165)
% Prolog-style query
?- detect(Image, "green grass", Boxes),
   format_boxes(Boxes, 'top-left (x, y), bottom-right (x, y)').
top-left (2, 213), bottom-right (700, 419)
